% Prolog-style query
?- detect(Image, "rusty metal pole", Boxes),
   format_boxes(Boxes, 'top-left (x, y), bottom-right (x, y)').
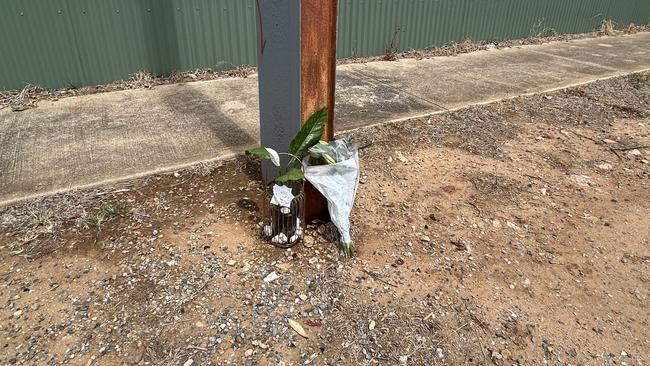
top-left (301, 0), bottom-right (338, 222)
top-left (256, 0), bottom-right (338, 222)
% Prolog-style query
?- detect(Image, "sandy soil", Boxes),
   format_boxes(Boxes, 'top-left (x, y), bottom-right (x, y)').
top-left (0, 73), bottom-right (648, 365)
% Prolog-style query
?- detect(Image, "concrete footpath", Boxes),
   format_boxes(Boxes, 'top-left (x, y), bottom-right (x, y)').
top-left (1, 33), bottom-right (650, 205)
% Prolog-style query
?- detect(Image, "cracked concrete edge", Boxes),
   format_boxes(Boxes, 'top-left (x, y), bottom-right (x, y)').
top-left (2, 68), bottom-right (648, 209)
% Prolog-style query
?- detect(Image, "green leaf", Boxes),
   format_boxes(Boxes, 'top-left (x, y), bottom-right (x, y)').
top-left (275, 168), bottom-right (304, 183)
top-left (246, 147), bottom-right (271, 160)
top-left (289, 107), bottom-right (328, 161)
top-left (247, 147), bottom-right (281, 166)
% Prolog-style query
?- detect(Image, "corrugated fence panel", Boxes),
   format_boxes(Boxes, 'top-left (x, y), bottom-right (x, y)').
top-left (336, 0), bottom-right (650, 58)
top-left (0, 0), bottom-right (258, 89)
top-left (1, 0), bottom-right (649, 90)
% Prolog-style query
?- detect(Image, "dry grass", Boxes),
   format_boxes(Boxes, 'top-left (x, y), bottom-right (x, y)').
top-left (341, 22), bottom-right (650, 65)
top-left (383, 28), bottom-right (402, 61)
top-left (306, 267), bottom-right (483, 364)
top-left (600, 19), bottom-right (617, 36)
top-left (531, 19), bottom-right (558, 38)
top-left (0, 84), bottom-right (48, 111)
top-left (183, 160), bottom-right (225, 178)
top-left (0, 193), bottom-right (88, 257)
top-left (0, 187), bottom-right (133, 258)
top-left (628, 71), bottom-right (650, 90)
top-left (320, 303), bottom-right (447, 364)
top-left (418, 39), bottom-right (484, 58)
top-left (85, 202), bottom-right (129, 231)
top-left (622, 23), bottom-right (649, 34)
top-left (0, 66), bottom-right (254, 111)
top-left (224, 65), bottom-right (256, 78)
top-left (169, 65), bottom-right (255, 84)
top-left (596, 18), bottom-right (647, 36)
top-left (128, 70), bottom-right (156, 89)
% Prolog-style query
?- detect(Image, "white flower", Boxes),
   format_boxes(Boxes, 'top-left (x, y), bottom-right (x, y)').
top-left (270, 184), bottom-right (295, 208)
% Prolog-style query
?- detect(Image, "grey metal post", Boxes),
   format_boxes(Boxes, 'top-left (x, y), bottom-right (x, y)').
top-left (256, 0), bottom-right (339, 220)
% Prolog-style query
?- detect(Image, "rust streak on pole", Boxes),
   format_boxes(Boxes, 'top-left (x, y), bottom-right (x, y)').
top-left (301, 0), bottom-right (337, 139)
top-left (301, 0), bottom-right (338, 222)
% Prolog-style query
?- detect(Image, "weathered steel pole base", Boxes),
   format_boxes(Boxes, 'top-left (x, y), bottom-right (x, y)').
top-left (256, 0), bottom-right (338, 222)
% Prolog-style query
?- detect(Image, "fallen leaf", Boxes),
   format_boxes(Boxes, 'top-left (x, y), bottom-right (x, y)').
top-left (288, 319), bottom-right (308, 338)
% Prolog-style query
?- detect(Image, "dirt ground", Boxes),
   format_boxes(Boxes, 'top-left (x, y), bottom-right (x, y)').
top-left (0, 72), bottom-right (649, 366)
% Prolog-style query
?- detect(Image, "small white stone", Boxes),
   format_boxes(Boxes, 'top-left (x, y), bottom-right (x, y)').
top-left (263, 225), bottom-right (273, 237)
top-left (263, 272), bottom-right (280, 283)
top-left (271, 233), bottom-right (288, 244)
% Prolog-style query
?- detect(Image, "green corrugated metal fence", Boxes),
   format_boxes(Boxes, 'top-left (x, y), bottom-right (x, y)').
top-left (1, 0), bottom-right (649, 90)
